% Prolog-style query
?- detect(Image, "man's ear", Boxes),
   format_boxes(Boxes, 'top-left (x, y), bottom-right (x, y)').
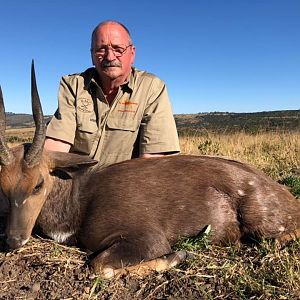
top-left (130, 45), bottom-right (136, 65)
top-left (47, 151), bottom-right (98, 177)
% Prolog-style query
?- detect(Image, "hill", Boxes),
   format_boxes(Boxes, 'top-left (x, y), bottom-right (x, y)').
top-left (175, 109), bottom-right (300, 133)
top-left (5, 112), bottom-right (52, 129)
top-left (5, 109), bottom-right (300, 132)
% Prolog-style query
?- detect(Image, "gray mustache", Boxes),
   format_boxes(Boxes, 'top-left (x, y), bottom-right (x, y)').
top-left (101, 61), bottom-right (122, 68)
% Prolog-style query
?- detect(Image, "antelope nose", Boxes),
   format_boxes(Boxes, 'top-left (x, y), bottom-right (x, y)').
top-left (6, 236), bottom-right (29, 249)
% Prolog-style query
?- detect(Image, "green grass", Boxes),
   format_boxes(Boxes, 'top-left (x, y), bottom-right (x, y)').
top-left (280, 176), bottom-right (300, 198)
top-left (89, 277), bottom-right (109, 299)
top-left (173, 225), bottom-right (212, 252)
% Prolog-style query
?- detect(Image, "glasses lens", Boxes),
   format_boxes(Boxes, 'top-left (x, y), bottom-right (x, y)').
top-left (94, 45), bottom-right (131, 58)
top-left (113, 47), bottom-right (126, 56)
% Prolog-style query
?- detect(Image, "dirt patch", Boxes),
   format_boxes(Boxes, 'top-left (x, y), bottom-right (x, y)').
top-left (0, 235), bottom-right (205, 299)
top-left (1, 215), bottom-right (300, 299)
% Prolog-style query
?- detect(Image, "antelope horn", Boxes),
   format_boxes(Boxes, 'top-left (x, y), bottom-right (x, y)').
top-left (24, 60), bottom-right (46, 167)
top-left (0, 85), bottom-right (14, 166)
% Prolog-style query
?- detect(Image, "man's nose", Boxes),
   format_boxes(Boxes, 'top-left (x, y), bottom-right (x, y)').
top-left (105, 48), bottom-right (117, 61)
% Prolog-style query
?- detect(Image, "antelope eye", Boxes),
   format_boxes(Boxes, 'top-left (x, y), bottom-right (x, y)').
top-left (33, 177), bottom-right (44, 195)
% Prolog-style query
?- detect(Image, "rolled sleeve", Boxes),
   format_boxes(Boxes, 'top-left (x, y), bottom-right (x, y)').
top-left (46, 76), bottom-right (77, 145)
top-left (139, 78), bottom-right (180, 154)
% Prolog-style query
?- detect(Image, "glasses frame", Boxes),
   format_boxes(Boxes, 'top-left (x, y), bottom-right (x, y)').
top-left (92, 44), bottom-right (133, 58)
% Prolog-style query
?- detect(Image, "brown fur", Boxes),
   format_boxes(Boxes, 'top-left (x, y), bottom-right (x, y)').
top-left (1, 145), bottom-right (300, 278)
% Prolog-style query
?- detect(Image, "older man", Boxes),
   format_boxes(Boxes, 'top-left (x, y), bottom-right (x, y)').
top-left (45, 20), bottom-right (180, 167)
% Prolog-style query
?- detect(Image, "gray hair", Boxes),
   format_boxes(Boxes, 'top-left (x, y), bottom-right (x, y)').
top-left (90, 20), bottom-right (133, 50)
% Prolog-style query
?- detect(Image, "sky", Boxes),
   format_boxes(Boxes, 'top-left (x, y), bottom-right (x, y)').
top-left (0, 0), bottom-right (299, 115)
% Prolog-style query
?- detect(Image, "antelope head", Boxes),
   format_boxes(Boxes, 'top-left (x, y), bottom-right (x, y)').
top-left (0, 62), bottom-right (98, 249)
top-left (0, 61), bottom-right (50, 248)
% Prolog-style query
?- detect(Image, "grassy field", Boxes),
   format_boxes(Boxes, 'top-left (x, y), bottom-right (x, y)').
top-left (7, 127), bottom-right (300, 175)
top-left (1, 128), bottom-right (300, 299)
top-left (179, 129), bottom-right (300, 180)
top-left (5, 127), bottom-right (34, 147)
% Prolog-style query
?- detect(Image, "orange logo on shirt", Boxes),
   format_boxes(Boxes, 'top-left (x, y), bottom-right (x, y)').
top-left (118, 101), bottom-right (138, 113)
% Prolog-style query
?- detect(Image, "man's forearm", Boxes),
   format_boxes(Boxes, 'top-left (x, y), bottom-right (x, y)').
top-left (44, 138), bottom-right (71, 152)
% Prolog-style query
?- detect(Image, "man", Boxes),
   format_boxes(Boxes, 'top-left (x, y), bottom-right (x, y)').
top-left (45, 20), bottom-right (180, 167)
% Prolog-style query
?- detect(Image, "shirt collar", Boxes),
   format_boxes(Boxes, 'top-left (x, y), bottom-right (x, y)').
top-left (84, 67), bottom-right (135, 93)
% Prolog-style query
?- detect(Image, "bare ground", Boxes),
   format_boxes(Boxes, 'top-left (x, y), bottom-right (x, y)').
top-left (1, 213), bottom-right (300, 300)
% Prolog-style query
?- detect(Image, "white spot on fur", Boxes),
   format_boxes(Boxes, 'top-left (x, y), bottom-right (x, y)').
top-left (278, 226), bottom-right (285, 232)
top-left (14, 201), bottom-right (19, 208)
top-left (48, 231), bottom-right (75, 243)
top-left (237, 189), bottom-right (245, 196)
top-left (44, 188), bottom-right (47, 196)
top-left (248, 181), bottom-right (255, 186)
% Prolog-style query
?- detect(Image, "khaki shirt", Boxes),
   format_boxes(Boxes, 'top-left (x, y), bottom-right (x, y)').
top-left (46, 67), bottom-right (180, 167)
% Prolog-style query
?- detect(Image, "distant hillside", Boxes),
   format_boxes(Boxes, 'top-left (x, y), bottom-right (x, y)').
top-left (175, 110), bottom-right (300, 133)
top-left (5, 109), bottom-right (300, 133)
top-left (5, 112), bottom-right (52, 129)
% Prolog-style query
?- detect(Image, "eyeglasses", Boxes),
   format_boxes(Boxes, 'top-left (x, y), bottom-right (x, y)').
top-left (92, 44), bottom-right (132, 58)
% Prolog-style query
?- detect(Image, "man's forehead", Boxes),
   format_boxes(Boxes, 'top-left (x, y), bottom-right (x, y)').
top-left (95, 23), bottom-right (129, 43)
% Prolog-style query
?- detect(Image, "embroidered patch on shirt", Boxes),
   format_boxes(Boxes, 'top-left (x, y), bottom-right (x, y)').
top-left (77, 98), bottom-right (93, 113)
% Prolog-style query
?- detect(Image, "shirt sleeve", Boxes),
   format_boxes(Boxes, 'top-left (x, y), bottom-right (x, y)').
top-left (139, 77), bottom-right (180, 154)
top-left (46, 76), bottom-right (77, 145)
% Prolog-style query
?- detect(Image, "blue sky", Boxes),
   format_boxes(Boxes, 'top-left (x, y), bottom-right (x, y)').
top-left (0, 0), bottom-right (299, 114)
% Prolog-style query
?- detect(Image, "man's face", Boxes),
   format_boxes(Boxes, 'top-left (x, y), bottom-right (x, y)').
top-left (91, 23), bottom-right (136, 83)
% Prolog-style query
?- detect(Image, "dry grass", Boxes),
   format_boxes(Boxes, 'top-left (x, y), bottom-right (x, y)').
top-left (5, 127), bottom-right (34, 147)
top-left (1, 128), bottom-right (300, 299)
top-left (179, 129), bottom-right (300, 180)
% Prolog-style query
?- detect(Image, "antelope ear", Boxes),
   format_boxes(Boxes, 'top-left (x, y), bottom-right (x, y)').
top-left (47, 151), bottom-right (98, 172)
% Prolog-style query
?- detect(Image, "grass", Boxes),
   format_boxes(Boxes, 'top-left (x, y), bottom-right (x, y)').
top-left (89, 277), bottom-right (108, 299)
top-left (174, 225), bottom-right (212, 252)
top-left (2, 127), bottom-right (300, 299)
top-left (143, 127), bottom-right (300, 299)
top-left (179, 129), bottom-right (300, 180)
top-left (5, 127), bottom-right (34, 147)
top-left (168, 239), bottom-right (300, 299)
top-left (280, 176), bottom-right (300, 198)
top-left (170, 129), bottom-right (300, 299)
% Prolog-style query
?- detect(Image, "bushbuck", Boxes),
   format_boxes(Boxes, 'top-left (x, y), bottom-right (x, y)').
top-left (1, 63), bottom-right (300, 279)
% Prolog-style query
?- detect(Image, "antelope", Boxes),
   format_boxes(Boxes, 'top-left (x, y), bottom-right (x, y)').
top-left (1, 63), bottom-right (300, 279)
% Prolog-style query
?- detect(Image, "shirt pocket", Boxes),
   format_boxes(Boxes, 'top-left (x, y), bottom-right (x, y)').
top-left (76, 111), bottom-right (98, 133)
top-left (106, 117), bottom-right (139, 131)
top-left (73, 110), bottom-right (98, 155)
top-left (102, 117), bottom-right (140, 158)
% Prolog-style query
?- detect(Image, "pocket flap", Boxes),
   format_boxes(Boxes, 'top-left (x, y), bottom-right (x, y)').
top-left (77, 112), bottom-right (98, 133)
top-left (106, 117), bottom-right (139, 131)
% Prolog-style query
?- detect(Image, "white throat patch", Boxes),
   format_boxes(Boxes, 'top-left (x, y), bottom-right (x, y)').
top-left (48, 231), bottom-right (75, 243)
